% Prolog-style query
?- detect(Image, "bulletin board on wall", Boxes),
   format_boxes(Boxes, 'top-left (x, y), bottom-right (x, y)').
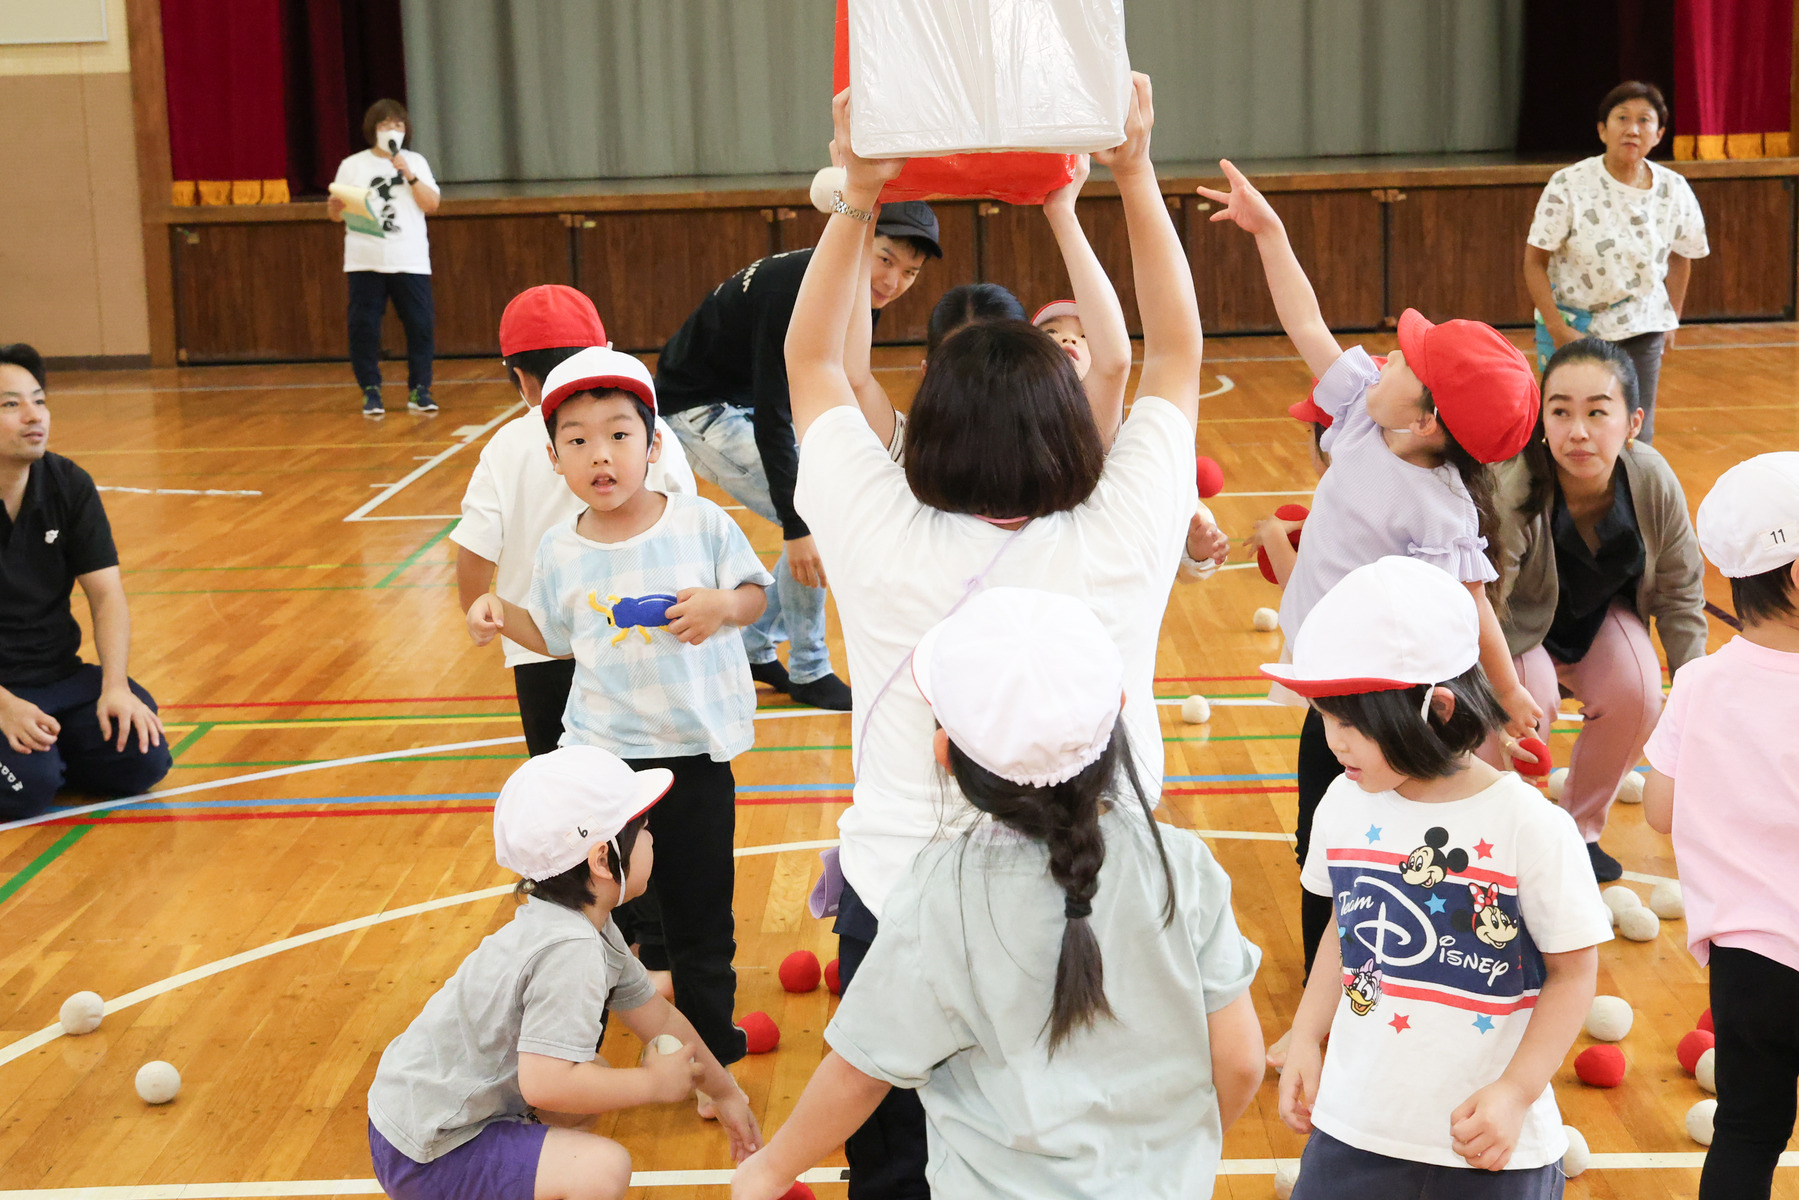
top-left (0, 0), bottom-right (107, 43)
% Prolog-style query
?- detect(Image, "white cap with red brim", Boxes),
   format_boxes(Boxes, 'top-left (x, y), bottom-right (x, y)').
top-left (1031, 300), bottom-right (1079, 328)
top-left (540, 346), bottom-right (657, 420)
top-left (1260, 556), bottom-right (1479, 699)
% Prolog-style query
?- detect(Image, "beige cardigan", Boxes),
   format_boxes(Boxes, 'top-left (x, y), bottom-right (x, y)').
top-left (1493, 440), bottom-right (1708, 673)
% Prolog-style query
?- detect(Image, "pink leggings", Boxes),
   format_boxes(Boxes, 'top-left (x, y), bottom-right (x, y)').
top-left (1482, 600), bottom-right (1664, 842)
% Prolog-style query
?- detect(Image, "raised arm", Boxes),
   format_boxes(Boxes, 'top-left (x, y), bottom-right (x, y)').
top-left (786, 92), bottom-right (906, 443)
top-left (842, 218), bottom-right (899, 446)
top-left (1043, 155), bottom-right (1130, 441)
top-left (1196, 160), bottom-right (1341, 378)
top-left (1094, 75), bottom-right (1202, 426)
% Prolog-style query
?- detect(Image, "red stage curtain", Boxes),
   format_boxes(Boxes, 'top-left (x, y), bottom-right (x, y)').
top-left (163, 0), bottom-right (290, 182)
top-left (1673, 0), bottom-right (1793, 159)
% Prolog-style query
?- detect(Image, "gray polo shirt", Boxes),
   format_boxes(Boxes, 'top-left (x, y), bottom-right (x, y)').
top-left (827, 806), bottom-right (1262, 1199)
top-left (367, 897), bottom-right (659, 1162)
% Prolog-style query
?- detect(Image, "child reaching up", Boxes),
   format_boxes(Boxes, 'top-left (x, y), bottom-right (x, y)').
top-left (1264, 557), bottom-right (1608, 1198)
top-left (1644, 452), bottom-right (1799, 1200)
top-left (366, 747), bottom-right (759, 1200)
top-left (1199, 160), bottom-right (1545, 982)
top-left (731, 589), bottom-right (1264, 1200)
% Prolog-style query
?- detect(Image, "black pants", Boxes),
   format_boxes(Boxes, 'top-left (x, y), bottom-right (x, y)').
top-left (347, 271), bottom-right (433, 391)
top-left (836, 879), bottom-right (930, 1199)
top-left (1700, 945), bottom-right (1799, 1199)
top-left (0, 665), bottom-right (173, 820)
top-left (513, 660), bottom-right (576, 758)
top-left (1296, 707), bottom-right (1344, 973)
top-left (617, 753), bottom-right (744, 1065)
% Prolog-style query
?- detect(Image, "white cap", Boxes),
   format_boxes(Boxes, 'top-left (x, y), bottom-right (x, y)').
top-left (911, 588), bottom-right (1122, 787)
top-left (1260, 557), bottom-right (1479, 698)
top-left (1696, 452), bottom-right (1799, 578)
top-left (493, 746), bottom-right (673, 881)
top-left (540, 346), bottom-right (657, 421)
top-left (1031, 299), bottom-right (1079, 327)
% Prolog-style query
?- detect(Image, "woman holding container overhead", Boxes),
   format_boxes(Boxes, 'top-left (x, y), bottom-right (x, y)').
top-left (328, 99), bottom-right (441, 418)
top-left (1523, 81), bottom-right (1708, 443)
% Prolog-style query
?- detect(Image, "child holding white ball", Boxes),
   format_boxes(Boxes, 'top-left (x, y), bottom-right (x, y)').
top-left (1642, 452), bottom-right (1799, 1200)
top-left (366, 747), bottom-right (760, 1200)
top-left (1266, 558), bottom-right (1608, 1198)
top-left (731, 589), bottom-right (1265, 1199)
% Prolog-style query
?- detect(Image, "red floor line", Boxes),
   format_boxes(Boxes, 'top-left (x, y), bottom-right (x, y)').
top-left (37, 796), bottom-right (855, 825)
top-left (1164, 785), bottom-right (1298, 796)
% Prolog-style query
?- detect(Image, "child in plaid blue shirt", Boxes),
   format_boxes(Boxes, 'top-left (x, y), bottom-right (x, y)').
top-left (468, 347), bottom-right (771, 1073)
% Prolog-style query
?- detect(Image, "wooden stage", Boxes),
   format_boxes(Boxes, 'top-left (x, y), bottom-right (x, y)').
top-left (0, 324), bottom-right (1794, 1198)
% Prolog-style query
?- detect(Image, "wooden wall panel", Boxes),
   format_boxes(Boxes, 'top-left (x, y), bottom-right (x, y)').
top-left (1386, 185), bottom-right (1540, 326)
top-left (1681, 178), bottom-right (1796, 320)
top-left (774, 204), bottom-right (980, 345)
top-left (425, 216), bottom-right (573, 355)
top-left (173, 222), bottom-right (347, 362)
top-left (978, 198), bottom-right (1149, 334)
top-left (1186, 191), bottom-right (1384, 334)
top-left (575, 209), bottom-right (772, 352)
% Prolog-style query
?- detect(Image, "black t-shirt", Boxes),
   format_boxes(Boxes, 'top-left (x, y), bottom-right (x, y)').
top-left (655, 247), bottom-right (878, 540)
top-left (0, 453), bottom-right (119, 688)
top-left (1544, 472), bottom-right (1644, 664)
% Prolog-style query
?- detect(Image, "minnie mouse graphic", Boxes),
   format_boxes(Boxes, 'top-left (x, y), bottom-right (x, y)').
top-left (1456, 882), bottom-right (1521, 951)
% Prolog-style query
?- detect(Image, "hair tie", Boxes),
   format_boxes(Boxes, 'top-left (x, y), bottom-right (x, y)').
top-left (1064, 896), bottom-right (1093, 920)
top-left (520, 879), bottom-right (536, 893)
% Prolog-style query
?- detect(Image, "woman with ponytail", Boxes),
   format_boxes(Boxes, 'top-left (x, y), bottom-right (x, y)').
top-left (732, 589), bottom-right (1265, 1200)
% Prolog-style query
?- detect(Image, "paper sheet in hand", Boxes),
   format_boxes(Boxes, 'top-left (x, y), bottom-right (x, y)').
top-left (329, 183), bottom-right (385, 238)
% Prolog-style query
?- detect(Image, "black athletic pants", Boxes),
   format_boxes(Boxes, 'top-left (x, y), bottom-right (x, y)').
top-left (1296, 707), bottom-right (1344, 972)
top-left (346, 270), bottom-right (433, 392)
top-left (1700, 945), bottom-right (1799, 1199)
top-left (0, 665), bottom-right (172, 820)
top-left (513, 659), bottom-right (576, 757)
top-left (835, 880), bottom-right (930, 1198)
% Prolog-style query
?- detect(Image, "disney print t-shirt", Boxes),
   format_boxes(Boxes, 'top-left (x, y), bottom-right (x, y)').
top-left (1300, 772), bottom-right (1612, 1169)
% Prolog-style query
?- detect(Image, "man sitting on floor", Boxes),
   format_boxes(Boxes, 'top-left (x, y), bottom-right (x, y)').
top-left (0, 344), bottom-right (170, 820)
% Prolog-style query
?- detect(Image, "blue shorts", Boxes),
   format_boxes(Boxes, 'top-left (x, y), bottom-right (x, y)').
top-left (369, 1119), bottom-right (547, 1200)
top-left (1290, 1129), bottom-right (1564, 1200)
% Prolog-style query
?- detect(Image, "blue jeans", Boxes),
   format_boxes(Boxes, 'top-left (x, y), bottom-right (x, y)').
top-left (664, 404), bottom-right (832, 685)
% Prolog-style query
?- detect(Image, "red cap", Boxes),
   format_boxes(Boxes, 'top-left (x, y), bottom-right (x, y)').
top-left (540, 346), bottom-right (657, 419)
top-left (1396, 310), bottom-right (1539, 463)
top-left (499, 285), bottom-right (606, 357)
top-left (1288, 356), bottom-right (1384, 429)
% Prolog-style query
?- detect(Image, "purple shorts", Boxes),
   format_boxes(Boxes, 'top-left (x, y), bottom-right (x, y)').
top-left (368, 1119), bottom-right (547, 1200)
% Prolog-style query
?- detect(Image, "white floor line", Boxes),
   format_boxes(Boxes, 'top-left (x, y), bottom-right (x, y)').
top-left (1211, 489), bottom-right (1316, 498)
top-left (343, 402), bottom-right (522, 523)
top-left (97, 487), bottom-right (264, 498)
top-left (7, 1151), bottom-right (1789, 1197)
top-left (1199, 374), bottom-right (1234, 399)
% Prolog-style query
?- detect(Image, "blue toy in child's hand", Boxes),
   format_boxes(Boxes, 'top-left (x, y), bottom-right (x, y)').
top-left (587, 592), bottom-right (678, 645)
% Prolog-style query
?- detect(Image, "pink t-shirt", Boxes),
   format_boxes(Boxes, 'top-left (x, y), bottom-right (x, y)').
top-left (1643, 636), bottom-right (1799, 972)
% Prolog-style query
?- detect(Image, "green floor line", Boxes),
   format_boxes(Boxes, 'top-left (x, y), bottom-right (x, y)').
top-left (132, 582), bottom-right (453, 596)
top-left (165, 723), bottom-right (212, 760)
top-left (171, 752), bottom-right (531, 769)
top-left (378, 519), bottom-right (461, 588)
top-left (0, 826), bottom-right (98, 905)
top-left (126, 560), bottom-right (408, 574)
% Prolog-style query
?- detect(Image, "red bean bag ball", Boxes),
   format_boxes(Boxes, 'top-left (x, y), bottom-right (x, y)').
top-left (779, 1185), bottom-right (816, 1200)
top-left (779, 950), bottom-right (822, 993)
top-left (1575, 1044), bottom-right (1627, 1087)
top-left (1513, 735), bottom-right (1552, 779)
top-left (1195, 455), bottom-right (1225, 499)
top-left (740, 1011), bottom-right (780, 1054)
top-left (1678, 1029), bottom-right (1716, 1076)
top-left (1697, 1008), bottom-right (1713, 1034)
top-left (825, 957), bottom-right (842, 996)
top-left (1256, 504), bottom-right (1310, 584)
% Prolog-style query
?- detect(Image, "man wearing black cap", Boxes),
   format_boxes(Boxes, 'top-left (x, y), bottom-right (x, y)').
top-left (657, 202), bottom-right (941, 711)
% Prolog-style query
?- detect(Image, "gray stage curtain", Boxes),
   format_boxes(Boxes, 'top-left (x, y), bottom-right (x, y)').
top-left (402, 0), bottom-right (1523, 184)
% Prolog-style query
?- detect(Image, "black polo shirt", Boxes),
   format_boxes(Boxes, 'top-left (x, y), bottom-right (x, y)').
top-left (0, 453), bottom-right (118, 688)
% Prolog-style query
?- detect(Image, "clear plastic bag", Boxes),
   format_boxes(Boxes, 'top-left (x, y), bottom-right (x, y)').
top-left (845, 0), bottom-right (1130, 157)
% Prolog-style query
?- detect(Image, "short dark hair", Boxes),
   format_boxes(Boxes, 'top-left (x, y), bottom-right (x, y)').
top-left (1730, 561), bottom-right (1799, 625)
top-left (544, 390), bottom-right (656, 446)
top-left (905, 321), bottom-right (1104, 519)
top-left (503, 345), bottom-right (585, 392)
top-left (1598, 81), bottom-right (1669, 131)
top-left (881, 234), bottom-right (941, 262)
top-left (927, 283), bottom-right (1025, 355)
top-left (515, 813), bottom-right (650, 911)
top-left (0, 343), bottom-right (46, 391)
top-left (1311, 665), bottom-right (1509, 781)
top-left (362, 98), bottom-right (411, 148)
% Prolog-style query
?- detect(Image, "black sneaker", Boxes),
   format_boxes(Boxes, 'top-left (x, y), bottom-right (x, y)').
top-left (749, 659), bottom-right (791, 693)
top-left (408, 387), bottom-right (438, 413)
top-left (361, 387), bottom-right (385, 417)
top-left (1587, 842), bottom-right (1623, 883)
top-left (789, 673), bottom-right (853, 711)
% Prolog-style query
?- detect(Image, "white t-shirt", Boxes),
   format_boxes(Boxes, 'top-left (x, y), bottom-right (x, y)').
top-left (334, 148), bottom-right (438, 275)
top-left (1526, 156), bottom-right (1709, 340)
top-left (451, 408), bottom-right (695, 667)
top-left (794, 398), bottom-right (1195, 918)
top-left (1300, 772), bottom-right (1612, 1170)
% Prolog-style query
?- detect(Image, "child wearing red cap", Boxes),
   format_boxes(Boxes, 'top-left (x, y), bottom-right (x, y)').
top-left (1198, 161), bottom-right (1546, 1029)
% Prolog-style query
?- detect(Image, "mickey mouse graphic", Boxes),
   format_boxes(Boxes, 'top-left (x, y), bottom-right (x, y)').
top-left (1454, 882), bottom-right (1521, 951)
top-left (1345, 959), bottom-right (1383, 1016)
top-left (1401, 826), bottom-right (1468, 890)
top-left (369, 174), bottom-right (403, 234)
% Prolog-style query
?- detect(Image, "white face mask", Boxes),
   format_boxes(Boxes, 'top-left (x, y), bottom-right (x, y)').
top-left (379, 129), bottom-right (403, 155)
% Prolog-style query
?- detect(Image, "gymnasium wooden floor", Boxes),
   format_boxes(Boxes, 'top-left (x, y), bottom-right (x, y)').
top-left (1, 324), bottom-right (1795, 1200)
